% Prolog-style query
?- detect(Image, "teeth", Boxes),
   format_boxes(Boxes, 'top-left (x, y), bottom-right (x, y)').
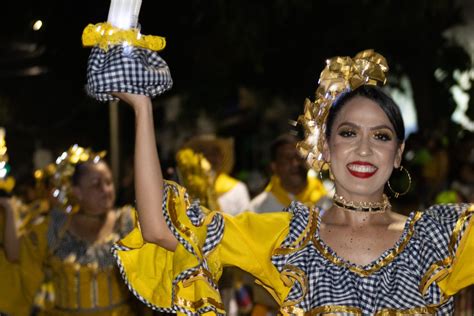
top-left (347, 164), bottom-right (377, 173)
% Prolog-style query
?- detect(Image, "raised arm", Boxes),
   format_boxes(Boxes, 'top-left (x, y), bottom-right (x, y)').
top-left (114, 93), bottom-right (178, 251)
top-left (1, 197), bottom-right (20, 262)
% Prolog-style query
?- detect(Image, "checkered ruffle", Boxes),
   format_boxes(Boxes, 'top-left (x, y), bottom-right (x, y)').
top-left (271, 202), bottom-right (473, 315)
top-left (86, 45), bottom-right (173, 102)
top-left (112, 182), bottom-right (225, 315)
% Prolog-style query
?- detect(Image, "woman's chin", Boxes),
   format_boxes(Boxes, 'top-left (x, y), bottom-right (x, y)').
top-left (336, 183), bottom-right (385, 199)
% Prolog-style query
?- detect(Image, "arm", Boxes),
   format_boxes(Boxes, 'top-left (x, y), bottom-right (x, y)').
top-left (1, 197), bottom-right (20, 262)
top-left (114, 93), bottom-right (178, 251)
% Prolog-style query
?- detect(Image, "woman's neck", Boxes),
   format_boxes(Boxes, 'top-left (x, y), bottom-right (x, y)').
top-left (328, 187), bottom-right (391, 225)
top-left (279, 176), bottom-right (307, 196)
top-left (333, 192), bottom-right (390, 212)
top-left (326, 204), bottom-right (392, 227)
top-left (75, 209), bottom-right (109, 222)
top-left (69, 209), bottom-right (115, 243)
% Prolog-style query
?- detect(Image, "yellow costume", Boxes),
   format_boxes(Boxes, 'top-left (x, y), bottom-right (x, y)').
top-left (1, 206), bottom-right (136, 316)
top-left (214, 173), bottom-right (250, 216)
top-left (0, 210), bottom-right (30, 316)
top-left (249, 175), bottom-right (327, 213)
top-left (113, 182), bottom-right (474, 315)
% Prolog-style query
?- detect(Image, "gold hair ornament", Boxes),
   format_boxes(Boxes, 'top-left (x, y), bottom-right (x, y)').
top-left (175, 148), bottom-right (221, 211)
top-left (296, 49), bottom-right (389, 171)
top-left (387, 165), bottom-right (412, 198)
top-left (51, 145), bottom-right (106, 214)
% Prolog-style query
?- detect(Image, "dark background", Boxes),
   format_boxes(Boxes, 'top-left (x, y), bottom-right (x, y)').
top-left (0, 0), bottom-right (472, 192)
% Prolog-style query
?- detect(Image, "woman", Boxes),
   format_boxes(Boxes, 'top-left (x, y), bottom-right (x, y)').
top-left (112, 50), bottom-right (474, 315)
top-left (2, 146), bottom-right (140, 316)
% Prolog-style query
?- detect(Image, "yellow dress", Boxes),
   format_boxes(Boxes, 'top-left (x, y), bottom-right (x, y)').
top-left (2, 206), bottom-right (137, 316)
top-left (0, 197), bottom-right (50, 315)
top-left (0, 209), bottom-right (31, 316)
top-left (113, 181), bottom-right (474, 315)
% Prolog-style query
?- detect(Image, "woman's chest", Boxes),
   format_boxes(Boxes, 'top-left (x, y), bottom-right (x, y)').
top-left (318, 224), bottom-right (404, 266)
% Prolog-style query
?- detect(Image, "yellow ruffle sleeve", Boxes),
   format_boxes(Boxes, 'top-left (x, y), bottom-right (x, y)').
top-left (436, 204), bottom-right (474, 296)
top-left (82, 23), bottom-right (166, 52)
top-left (113, 181), bottom-right (292, 315)
top-left (17, 215), bottom-right (49, 306)
top-left (416, 204), bottom-right (474, 305)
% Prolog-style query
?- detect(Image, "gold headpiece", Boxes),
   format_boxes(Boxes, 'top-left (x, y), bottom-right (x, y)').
top-left (296, 49), bottom-right (389, 171)
top-left (50, 145), bottom-right (106, 213)
top-left (0, 128), bottom-right (15, 193)
top-left (175, 148), bottom-right (221, 211)
top-left (182, 135), bottom-right (235, 175)
top-left (33, 163), bottom-right (57, 199)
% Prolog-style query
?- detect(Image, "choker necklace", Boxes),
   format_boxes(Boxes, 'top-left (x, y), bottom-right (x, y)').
top-left (333, 193), bottom-right (391, 213)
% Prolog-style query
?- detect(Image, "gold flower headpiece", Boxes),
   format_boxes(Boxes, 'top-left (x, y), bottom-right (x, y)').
top-left (296, 49), bottom-right (389, 171)
top-left (50, 145), bottom-right (106, 213)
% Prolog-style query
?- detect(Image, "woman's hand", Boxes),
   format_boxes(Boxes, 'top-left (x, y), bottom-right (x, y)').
top-left (0, 197), bottom-right (13, 214)
top-left (0, 197), bottom-right (20, 262)
top-left (111, 92), bottom-right (152, 113)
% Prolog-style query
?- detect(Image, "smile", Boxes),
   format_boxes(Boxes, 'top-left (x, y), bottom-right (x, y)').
top-left (346, 161), bottom-right (378, 178)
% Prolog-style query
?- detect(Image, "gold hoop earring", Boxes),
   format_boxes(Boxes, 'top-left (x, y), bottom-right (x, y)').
top-left (328, 163), bottom-right (335, 181)
top-left (387, 165), bottom-right (412, 198)
top-left (318, 161), bottom-right (328, 180)
top-left (318, 161), bottom-right (334, 181)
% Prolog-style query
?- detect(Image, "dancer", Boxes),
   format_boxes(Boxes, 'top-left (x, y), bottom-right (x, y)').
top-left (249, 134), bottom-right (328, 213)
top-left (112, 50), bottom-right (474, 315)
top-left (180, 135), bottom-right (250, 215)
top-left (2, 146), bottom-right (140, 315)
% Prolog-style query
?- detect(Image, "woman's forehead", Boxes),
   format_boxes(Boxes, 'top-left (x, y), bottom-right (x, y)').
top-left (81, 161), bottom-right (111, 177)
top-left (333, 96), bottom-right (393, 128)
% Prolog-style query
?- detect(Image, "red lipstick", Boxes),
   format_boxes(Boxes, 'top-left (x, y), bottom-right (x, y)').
top-left (346, 161), bottom-right (378, 179)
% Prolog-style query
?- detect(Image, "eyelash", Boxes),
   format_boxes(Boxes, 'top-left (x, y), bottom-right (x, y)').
top-left (338, 130), bottom-right (356, 137)
top-left (338, 130), bottom-right (392, 141)
top-left (374, 132), bottom-right (392, 141)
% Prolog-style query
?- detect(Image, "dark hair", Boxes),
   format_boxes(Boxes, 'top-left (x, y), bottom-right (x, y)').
top-left (325, 85), bottom-right (405, 143)
top-left (270, 134), bottom-right (299, 161)
top-left (71, 161), bottom-right (108, 186)
top-left (71, 163), bottom-right (89, 186)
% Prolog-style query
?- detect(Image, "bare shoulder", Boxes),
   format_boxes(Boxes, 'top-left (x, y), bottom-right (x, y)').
top-left (387, 211), bottom-right (409, 232)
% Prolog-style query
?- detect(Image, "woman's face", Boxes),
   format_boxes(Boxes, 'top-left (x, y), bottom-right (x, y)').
top-left (72, 161), bottom-right (116, 214)
top-left (324, 96), bottom-right (404, 201)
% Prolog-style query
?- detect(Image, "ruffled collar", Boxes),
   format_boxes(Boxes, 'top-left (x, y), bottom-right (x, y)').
top-left (312, 209), bottom-right (423, 277)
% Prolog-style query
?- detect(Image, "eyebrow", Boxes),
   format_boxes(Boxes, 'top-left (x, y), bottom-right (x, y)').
top-left (337, 122), bottom-right (395, 133)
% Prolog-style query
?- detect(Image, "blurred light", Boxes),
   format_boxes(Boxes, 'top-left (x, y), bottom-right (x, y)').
top-left (434, 68), bottom-right (448, 82)
top-left (387, 76), bottom-right (418, 138)
top-left (0, 169), bottom-right (7, 178)
top-left (450, 69), bottom-right (474, 132)
top-left (33, 20), bottom-right (43, 31)
top-left (451, 85), bottom-right (474, 132)
top-left (405, 150), bottom-right (415, 161)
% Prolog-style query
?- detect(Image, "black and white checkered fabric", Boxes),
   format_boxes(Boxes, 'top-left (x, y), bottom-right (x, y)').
top-left (86, 45), bottom-right (173, 102)
top-left (113, 179), bottom-right (473, 315)
top-left (271, 202), bottom-right (473, 315)
top-left (112, 182), bottom-right (225, 315)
